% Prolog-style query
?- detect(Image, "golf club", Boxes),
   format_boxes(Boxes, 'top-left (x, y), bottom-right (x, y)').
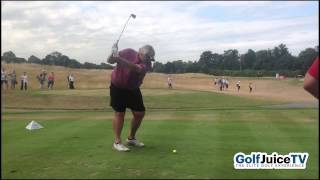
top-left (116, 14), bottom-right (136, 45)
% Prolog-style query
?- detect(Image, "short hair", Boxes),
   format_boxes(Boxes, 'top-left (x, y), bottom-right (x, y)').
top-left (140, 45), bottom-right (155, 61)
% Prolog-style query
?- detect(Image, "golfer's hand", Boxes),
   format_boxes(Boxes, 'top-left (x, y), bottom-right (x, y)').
top-left (112, 43), bottom-right (119, 57)
top-left (107, 54), bottom-right (116, 64)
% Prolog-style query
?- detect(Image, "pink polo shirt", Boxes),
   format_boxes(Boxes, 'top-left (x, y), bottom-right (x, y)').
top-left (308, 57), bottom-right (319, 80)
top-left (111, 48), bottom-right (150, 90)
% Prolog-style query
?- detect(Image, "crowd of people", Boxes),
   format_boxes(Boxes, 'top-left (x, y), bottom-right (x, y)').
top-left (163, 76), bottom-right (255, 92)
top-left (162, 76), bottom-right (254, 93)
top-left (1, 68), bottom-right (76, 91)
top-left (214, 77), bottom-right (230, 91)
top-left (213, 77), bottom-right (254, 93)
top-left (1, 68), bottom-right (17, 90)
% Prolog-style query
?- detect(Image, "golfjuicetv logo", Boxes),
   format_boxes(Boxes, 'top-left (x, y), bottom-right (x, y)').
top-left (233, 152), bottom-right (309, 169)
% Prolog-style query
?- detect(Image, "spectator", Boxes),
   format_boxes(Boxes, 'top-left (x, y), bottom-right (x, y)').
top-left (218, 79), bottom-right (223, 91)
top-left (167, 75), bottom-right (173, 89)
top-left (221, 78), bottom-right (226, 90)
top-left (236, 81), bottom-right (241, 91)
top-left (9, 70), bottom-right (17, 89)
top-left (225, 79), bottom-right (229, 90)
top-left (37, 70), bottom-right (47, 89)
top-left (68, 74), bottom-right (75, 89)
top-left (249, 82), bottom-right (253, 93)
top-left (1, 68), bottom-right (8, 90)
top-left (20, 72), bottom-right (28, 91)
top-left (48, 72), bottom-right (55, 89)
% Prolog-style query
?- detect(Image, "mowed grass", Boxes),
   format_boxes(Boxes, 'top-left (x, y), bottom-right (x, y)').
top-left (3, 88), bottom-right (278, 110)
top-left (1, 88), bottom-right (319, 179)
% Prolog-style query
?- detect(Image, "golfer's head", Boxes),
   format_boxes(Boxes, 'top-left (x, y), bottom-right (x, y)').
top-left (139, 45), bottom-right (155, 62)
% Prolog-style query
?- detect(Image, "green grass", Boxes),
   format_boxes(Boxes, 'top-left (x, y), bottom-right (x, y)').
top-left (1, 88), bottom-right (319, 179)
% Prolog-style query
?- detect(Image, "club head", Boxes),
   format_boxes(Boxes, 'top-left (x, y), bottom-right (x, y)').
top-left (131, 14), bottom-right (136, 19)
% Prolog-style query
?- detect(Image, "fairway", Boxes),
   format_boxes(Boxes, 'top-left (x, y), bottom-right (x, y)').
top-left (2, 1), bottom-right (319, 179)
top-left (1, 87), bottom-right (319, 179)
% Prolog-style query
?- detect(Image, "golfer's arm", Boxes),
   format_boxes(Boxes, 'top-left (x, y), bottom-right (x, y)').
top-left (304, 73), bottom-right (319, 99)
top-left (108, 55), bottom-right (143, 73)
top-left (107, 54), bottom-right (116, 64)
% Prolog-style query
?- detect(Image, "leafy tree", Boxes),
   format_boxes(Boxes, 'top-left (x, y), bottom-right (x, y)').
top-left (298, 47), bottom-right (318, 74)
top-left (100, 62), bottom-right (113, 69)
top-left (242, 49), bottom-right (256, 69)
top-left (164, 62), bottom-right (175, 73)
top-left (223, 49), bottom-right (240, 70)
top-left (28, 55), bottom-right (42, 64)
top-left (3, 51), bottom-right (16, 59)
top-left (153, 62), bottom-right (166, 73)
top-left (278, 43), bottom-right (289, 56)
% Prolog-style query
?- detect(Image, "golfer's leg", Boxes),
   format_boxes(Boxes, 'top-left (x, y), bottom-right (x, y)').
top-left (128, 111), bottom-right (145, 139)
top-left (113, 112), bottom-right (125, 143)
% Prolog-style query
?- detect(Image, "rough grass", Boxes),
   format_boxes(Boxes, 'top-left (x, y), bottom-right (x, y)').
top-left (1, 63), bottom-right (317, 103)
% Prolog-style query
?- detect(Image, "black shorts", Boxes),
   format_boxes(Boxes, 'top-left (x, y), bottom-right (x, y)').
top-left (109, 83), bottom-right (145, 112)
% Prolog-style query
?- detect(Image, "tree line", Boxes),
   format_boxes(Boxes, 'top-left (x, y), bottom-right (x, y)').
top-left (153, 44), bottom-right (318, 77)
top-left (1, 51), bottom-right (113, 70)
top-left (1, 43), bottom-right (318, 77)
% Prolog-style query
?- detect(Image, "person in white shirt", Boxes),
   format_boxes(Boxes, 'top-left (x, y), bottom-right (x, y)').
top-left (167, 76), bottom-right (173, 89)
top-left (68, 74), bottom-right (75, 89)
top-left (221, 78), bottom-right (226, 90)
top-left (20, 72), bottom-right (28, 91)
top-left (225, 79), bottom-right (229, 90)
top-left (236, 80), bottom-right (241, 91)
top-left (249, 82), bottom-right (254, 93)
top-left (213, 78), bottom-right (217, 86)
top-left (1, 68), bottom-right (8, 90)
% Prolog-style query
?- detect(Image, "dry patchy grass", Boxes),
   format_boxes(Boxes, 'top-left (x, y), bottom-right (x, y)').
top-left (1, 63), bottom-right (316, 103)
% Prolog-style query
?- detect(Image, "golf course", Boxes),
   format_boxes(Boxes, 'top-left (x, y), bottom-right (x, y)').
top-left (1, 63), bottom-right (319, 179)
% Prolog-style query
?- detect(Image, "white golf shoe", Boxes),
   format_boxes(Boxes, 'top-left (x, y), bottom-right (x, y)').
top-left (126, 138), bottom-right (145, 147)
top-left (113, 143), bottom-right (130, 152)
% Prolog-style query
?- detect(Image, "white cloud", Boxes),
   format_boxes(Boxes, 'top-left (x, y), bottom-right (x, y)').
top-left (1, 1), bottom-right (319, 64)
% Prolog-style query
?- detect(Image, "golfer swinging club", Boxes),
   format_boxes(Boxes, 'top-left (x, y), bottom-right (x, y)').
top-left (107, 43), bottom-right (155, 152)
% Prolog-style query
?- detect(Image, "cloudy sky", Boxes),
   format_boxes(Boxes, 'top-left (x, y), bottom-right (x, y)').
top-left (1, 1), bottom-right (319, 64)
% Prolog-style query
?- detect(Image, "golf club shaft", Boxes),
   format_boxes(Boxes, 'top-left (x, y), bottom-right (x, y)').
top-left (116, 15), bottom-right (133, 45)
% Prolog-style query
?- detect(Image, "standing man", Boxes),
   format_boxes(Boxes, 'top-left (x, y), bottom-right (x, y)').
top-left (218, 79), bottom-right (223, 91)
top-left (20, 72), bottom-right (28, 91)
top-left (37, 70), bottom-right (47, 90)
top-left (213, 78), bottom-right (217, 86)
top-left (249, 82), bottom-right (253, 93)
top-left (9, 70), bottom-right (17, 89)
top-left (167, 75), bottom-right (173, 89)
top-left (1, 68), bottom-right (8, 90)
top-left (236, 80), bottom-right (241, 92)
top-left (68, 74), bottom-right (75, 89)
top-left (48, 72), bottom-right (55, 89)
top-left (225, 78), bottom-right (229, 90)
top-left (107, 44), bottom-right (155, 152)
